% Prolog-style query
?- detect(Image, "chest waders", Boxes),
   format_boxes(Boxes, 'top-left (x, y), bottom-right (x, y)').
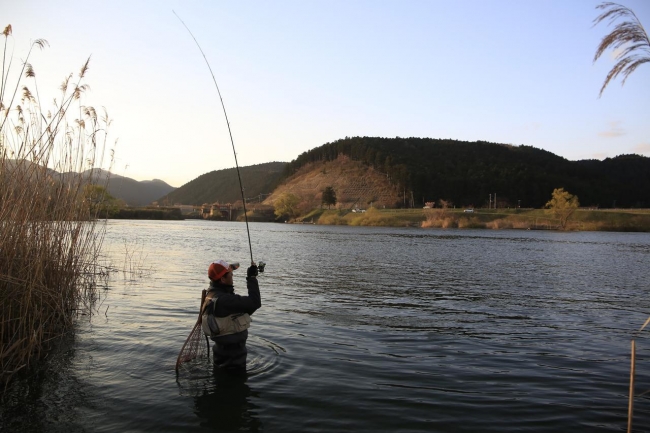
top-left (201, 292), bottom-right (252, 338)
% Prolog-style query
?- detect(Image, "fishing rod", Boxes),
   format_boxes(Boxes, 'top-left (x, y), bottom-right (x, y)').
top-left (173, 10), bottom-right (254, 265)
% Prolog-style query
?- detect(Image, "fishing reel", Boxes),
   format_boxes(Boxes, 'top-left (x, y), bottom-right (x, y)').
top-left (235, 261), bottom-right (265, 274)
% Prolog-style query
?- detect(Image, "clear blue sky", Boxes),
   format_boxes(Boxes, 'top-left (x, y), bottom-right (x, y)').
top-left (4, 0), bottom-right (650, 187)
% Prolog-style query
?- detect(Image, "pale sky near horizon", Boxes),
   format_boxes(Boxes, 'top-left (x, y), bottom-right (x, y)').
top-left (3, 0), bottom-right (650, 187)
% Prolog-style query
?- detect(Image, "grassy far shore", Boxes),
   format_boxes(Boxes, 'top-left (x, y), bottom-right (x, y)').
top-left (283, 207), bottom-right (650, 232)
top-left (116, 205), bottom-right (650, 232)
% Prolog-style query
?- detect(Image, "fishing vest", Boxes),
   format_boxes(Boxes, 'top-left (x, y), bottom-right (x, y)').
top-left (201, 292), bottom-right (251, 338)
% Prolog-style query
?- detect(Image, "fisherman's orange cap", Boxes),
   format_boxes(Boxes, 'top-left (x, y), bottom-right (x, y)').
top-left (208, 260), bottom-right (239, 281)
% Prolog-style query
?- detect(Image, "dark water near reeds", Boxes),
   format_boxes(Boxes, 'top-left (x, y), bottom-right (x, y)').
top-left (2, 220), bottom-right (650, 432)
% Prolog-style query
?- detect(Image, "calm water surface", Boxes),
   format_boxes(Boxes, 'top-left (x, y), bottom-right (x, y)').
top-left (2, 220), bottom-right (650, 432)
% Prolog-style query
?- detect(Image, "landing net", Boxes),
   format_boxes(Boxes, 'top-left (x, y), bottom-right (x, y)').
top-left (175, 290), bottom-right (210, 372)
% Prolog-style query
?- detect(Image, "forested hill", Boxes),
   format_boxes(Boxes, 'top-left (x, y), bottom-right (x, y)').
top-left (158, 161), bottom-right (286, 205)
top-left (283, 137), bottom-right (650, 208)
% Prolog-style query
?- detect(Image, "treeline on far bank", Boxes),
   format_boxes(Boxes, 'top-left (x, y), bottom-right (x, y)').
top-left (107, 207), bottom-right (184, 220)
top-left (283, 137), bottom-right (650, 209)
top-left (101, 205), bottom-right (271, 222)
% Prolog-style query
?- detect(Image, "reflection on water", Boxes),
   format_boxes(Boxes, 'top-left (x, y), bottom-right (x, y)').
top-left (175, 335), bottom-right (283, 433)
top-left (0, 332), bottom-right (87, 433)
top-left (2, 221), bottom-right (650, 432)
top-left (194, 369), bottom-right (262, 432)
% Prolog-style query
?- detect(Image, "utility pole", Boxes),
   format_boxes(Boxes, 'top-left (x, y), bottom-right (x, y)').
top-left (489, 194), bottom-right (492, 209)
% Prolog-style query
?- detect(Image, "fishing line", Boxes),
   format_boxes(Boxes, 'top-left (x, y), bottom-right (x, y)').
top-left (173, 10), bottom-right (254, 264)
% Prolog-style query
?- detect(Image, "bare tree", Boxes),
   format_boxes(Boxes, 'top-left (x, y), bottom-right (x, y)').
top-left (593, 2), bottom-right (650, 96)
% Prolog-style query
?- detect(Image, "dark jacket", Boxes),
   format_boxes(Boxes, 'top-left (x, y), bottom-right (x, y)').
top-left (206, 277), bottom-right (261, 371)
top-left (208, 277), bottom-right (261, 317)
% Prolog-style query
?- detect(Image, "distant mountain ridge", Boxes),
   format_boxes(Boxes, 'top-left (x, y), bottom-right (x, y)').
top-left (77, 169), bottom-right (176, 206)
top-left (3, 161), bottom-right (176, 207)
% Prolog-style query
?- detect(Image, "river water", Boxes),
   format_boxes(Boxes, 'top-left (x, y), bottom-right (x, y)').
top-left (2, 220), bottom-right (649, 432)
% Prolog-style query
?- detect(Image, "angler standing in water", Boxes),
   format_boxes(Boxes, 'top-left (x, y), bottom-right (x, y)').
top-left (201, 260), bottom-right (261, 373)
top-left (173, 12), bottom-right (265, 374)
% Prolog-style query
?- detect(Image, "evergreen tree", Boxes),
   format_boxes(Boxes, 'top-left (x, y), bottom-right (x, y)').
top-left (322, 186), bottom-right (337, 209)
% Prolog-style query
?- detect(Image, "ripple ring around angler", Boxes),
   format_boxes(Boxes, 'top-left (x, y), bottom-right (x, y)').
top-left (246, 335), bottom-right (286, 377)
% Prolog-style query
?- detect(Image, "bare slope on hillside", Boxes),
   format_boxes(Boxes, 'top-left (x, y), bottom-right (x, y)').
top-left (264, 154), bottom-right (400, 209)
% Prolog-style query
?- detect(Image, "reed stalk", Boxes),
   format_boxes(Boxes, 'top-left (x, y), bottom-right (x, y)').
top-left (627, 340), bottom-right (635, 433)
top-left (0, 25), bottom-right (112, 386)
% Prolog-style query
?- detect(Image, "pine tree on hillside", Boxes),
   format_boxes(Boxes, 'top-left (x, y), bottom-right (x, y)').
top-left (322, 186), bottom-right (337, 209)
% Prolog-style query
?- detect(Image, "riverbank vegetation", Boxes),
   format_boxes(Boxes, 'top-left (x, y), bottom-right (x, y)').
top-left (297, 207), bottom-right (650, 232)
top-left (0, 27), bottom-right (112, 385)
top-left (283, 185), bottom-right (649, 231)
top-left (109, 207), bottom-right (183, 220)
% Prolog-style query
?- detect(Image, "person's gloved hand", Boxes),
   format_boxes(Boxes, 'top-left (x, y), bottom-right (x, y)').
top-left (247, 264), bottom-right (258, 278)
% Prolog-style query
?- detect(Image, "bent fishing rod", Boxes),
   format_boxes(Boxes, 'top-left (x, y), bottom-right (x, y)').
top-left (173, 11), bottom-right (254, 265)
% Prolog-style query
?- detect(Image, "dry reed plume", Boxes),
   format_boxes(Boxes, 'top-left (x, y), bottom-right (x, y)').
top-left (594, 2), bottom-right (650, 96)
top-left (0, 25), bottom-right (113, 386)
top-left (594, 4), bottom-right (650, 429)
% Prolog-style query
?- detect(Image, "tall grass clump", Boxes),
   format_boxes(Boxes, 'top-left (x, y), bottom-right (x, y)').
top-left (457, 216), bottom-right (485, 229)
top-left (348, 207), bottom-right (399, 226)
top-left (421, 208), bottom-right (457, 228)
top-left (317, 210), bottom-right (348, 225)
top-left (0, 25), bottom-right (112, 385)
top-left (485, 219), bottom-right (513, 230)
